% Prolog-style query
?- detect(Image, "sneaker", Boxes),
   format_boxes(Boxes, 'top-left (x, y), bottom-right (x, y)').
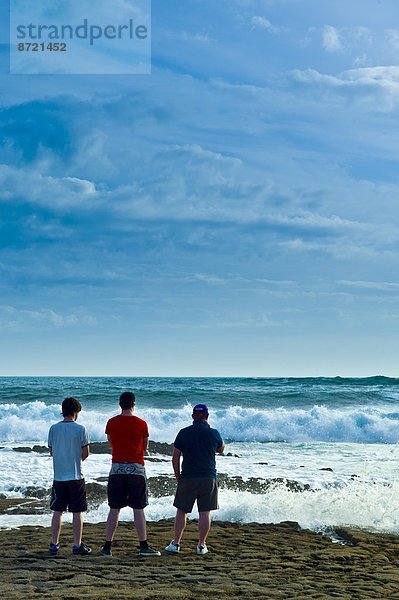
top-left (138, 546), bottom-right (161, 557)
top-left (100, 546), bottom-right (112, 556)
top-left (72, 543), bottom-right (92, 556)
top-left (165, 541), bottom-right (180, 553)
top-left (196, 544), bottom-right (208, 555)
top-left (49, 543), bottom-right (60, 555)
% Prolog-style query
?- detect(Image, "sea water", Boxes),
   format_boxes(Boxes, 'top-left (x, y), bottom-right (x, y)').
top-left (1, 376), bottom-right (399, 533)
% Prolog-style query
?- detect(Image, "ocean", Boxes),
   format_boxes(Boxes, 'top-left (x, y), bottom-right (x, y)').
top-left (1, 376), bottom-right (399, 534)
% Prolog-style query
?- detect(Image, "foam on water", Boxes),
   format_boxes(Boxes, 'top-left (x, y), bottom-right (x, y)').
top-left (2, 481), bottom-right (399, 534)
top-left (1, 401), bottom-right (399, 444)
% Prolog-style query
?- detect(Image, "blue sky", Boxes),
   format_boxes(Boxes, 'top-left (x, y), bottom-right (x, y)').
top-left (1, 0), bottom-right (399, 376)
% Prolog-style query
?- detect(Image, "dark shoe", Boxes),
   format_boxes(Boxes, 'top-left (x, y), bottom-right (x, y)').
top-left (138, 546), bottom-right (161, 557)
top-left (49, 543), bottom-right (60, 555)
top-left (100, 546), bottom-right (112, 556)
top-left (72, 542), bottom-right (92, 555)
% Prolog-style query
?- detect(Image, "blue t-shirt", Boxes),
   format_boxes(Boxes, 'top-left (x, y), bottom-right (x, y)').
top-left (174, 420), bottom-right (223, 479)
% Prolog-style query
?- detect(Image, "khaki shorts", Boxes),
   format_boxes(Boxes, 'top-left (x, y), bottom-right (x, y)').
top-left (173, 477), bottom-right (218, 513)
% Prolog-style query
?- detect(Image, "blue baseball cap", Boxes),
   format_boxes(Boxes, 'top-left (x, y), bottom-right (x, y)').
top-left (192, 403), bottom-right (209, 416)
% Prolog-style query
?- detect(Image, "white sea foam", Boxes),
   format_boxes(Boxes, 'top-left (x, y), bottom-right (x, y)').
top-left (1, 401), bottom-right (399, 444)
top-left (2, 481), bottom-right (399, 534)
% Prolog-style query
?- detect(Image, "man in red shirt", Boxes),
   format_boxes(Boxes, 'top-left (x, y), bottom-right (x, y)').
top-left (101, 391), bottom-right (160, 557)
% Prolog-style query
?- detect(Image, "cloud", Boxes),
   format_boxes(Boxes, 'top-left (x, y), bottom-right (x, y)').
top-left (0, 305), bottom-right (97, 330)
top-left (322, 25), bottom-right (342, 53)
top-left (0, 164), bottom-right (98, 210)
top-left (251, 15), bottom-right (275, 31)
top-left (338, 280), bottom-right (399, 292)
top-left (385, 29), bottom-right (399, 52)
top-left (291, 65), bottom-right (399, 110)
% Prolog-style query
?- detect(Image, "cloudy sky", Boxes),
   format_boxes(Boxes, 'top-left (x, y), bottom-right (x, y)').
top-left (1, 0), bottom-right (399, 376)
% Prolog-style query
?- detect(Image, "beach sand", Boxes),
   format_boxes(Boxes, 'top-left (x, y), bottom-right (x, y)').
top-left (1, 518), bottom-right (399, 599)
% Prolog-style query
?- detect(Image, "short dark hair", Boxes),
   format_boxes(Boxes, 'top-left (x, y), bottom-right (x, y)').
top-left (62, 397), bottom-right (82, 417)
top-left (119, 391), bottom-right (135, 410)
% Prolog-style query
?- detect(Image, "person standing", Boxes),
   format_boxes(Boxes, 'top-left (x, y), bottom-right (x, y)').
top-left (165, 403), bottom-right (224, 555)
top-left (101, 391), bottom-right (160, 557)
top-left (48, 397), bottom-right (91, 555)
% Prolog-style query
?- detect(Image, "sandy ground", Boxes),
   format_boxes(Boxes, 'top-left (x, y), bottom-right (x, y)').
top-left (1, 519), bottom-right (399, 599)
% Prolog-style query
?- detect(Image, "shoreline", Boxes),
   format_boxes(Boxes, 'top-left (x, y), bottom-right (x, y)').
top-left (1, 520), bottom-right (399, 598)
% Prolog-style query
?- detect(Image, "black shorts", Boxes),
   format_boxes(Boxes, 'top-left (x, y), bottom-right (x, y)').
top-left (50, 479), bottom-right (87, 513)
top-left (173, 477), bottom-right (218, 513)
top-left (107, 474), bottom-right (148, 510)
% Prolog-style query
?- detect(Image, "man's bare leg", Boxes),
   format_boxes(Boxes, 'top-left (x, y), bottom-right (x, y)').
top-left (133, 508), bottom-right (147, 541)
top-left (51, 511), bottom-right (63, 545)
top-left (105, 508), bottom-right (120, 541)
top-left (173, 509), bottom-right (187, 544)
top-left (198, 511), bottom-right (211, 546)
top-left (72, 512), bottom-right (83, 547)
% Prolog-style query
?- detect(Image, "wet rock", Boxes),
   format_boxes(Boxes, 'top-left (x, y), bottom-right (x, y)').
top-left (12, 447), bottom-right (32, 453)
top-left (85, 482), bottom-right (107, 506)
top-left (32, 445), bottom-right (49, 454)
top-left (320, 467), bottom-right (334, 472)
top-left (148, 441), bottom-right (174, 456)
top-left (217, 475), bottom-right (313, 494)
top-left (22, 487), bottom-right (50, 499)
top-left (89, 442), bottom-right (111, 454)
top-left (148, 476), bottom-right (177, 497)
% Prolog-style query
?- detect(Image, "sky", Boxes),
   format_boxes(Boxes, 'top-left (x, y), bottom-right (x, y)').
top-left (1, 0), bottom-right (399, 376)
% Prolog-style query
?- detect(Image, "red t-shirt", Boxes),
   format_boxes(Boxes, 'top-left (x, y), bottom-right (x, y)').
top-left (105, 415), bottom-right (149, 464)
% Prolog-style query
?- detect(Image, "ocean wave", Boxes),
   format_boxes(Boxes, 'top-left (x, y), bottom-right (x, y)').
top-left (1, 401), bottom-right (399, 444)
top-left (2, 479), bottom-right (399, 534)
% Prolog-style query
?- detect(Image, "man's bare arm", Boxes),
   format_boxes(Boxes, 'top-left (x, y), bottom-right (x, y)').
top-left (144, 436), bottom-right (149, 452)
top-left (172, 447), bottom-right (182, 480)
top-left (216, 443), bottom-right (225, 454)
top-left (82, 445), bottom-right (89, 461)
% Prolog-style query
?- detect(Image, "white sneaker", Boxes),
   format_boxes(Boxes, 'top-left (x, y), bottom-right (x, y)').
top-left (165, 541), bottom-right (180, 553)
top-left (196, 544), bottom-right (208, 555)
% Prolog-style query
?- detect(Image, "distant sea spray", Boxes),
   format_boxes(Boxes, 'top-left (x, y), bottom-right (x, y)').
top-left (1, 400), bottom-right (399, 445)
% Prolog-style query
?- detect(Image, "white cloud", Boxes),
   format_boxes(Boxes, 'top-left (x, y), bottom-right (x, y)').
top-left (338, 280), bottom-right (399, 292)
top-left (385, 29), bottom-right (399, 52)
top-left (251, 16), bottom-right (274, 31)
top-left (0, 306), bottom-right (97, 330)
top-left (353, 53), bottom-right (368, 67)
top-left (322, 25), bottom-right (343, 53)
top-left (180, 31), bottom-right (214, 43)
top-left (0, 164), bottom-right (98, 210)
top-left (291, 65), bottom-right (399, 110)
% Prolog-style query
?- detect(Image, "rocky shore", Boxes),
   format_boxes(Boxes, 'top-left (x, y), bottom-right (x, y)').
top-left (1, 520), bottom-right (399, 598)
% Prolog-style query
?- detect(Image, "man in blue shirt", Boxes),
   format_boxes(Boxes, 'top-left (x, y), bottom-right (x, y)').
top-left (165, 404), bottom-right (224, 555)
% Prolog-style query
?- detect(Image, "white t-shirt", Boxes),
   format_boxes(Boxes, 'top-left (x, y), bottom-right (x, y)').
top-left (48, 421), bottom-right (89, 481)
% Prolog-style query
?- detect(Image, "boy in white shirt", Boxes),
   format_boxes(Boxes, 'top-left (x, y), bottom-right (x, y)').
top-left (48, 397), bottom-right (91, 555)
